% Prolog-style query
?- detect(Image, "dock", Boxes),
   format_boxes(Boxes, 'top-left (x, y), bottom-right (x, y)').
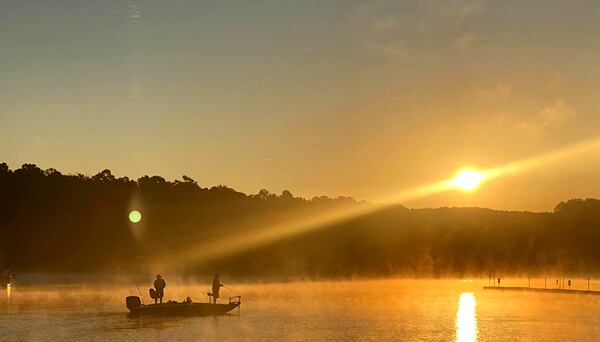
top-left (483, 286), bottom-right (600, 296)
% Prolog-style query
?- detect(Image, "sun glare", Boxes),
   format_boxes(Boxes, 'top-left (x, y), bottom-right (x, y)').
top-left (452, 169), bottom-right (485, 191)
top-left (173, 136), bottom-right (600, 265)
top-left (456, 292), bottom-right (477, 342)
top-left (129, 210), bottom-right (142, 223)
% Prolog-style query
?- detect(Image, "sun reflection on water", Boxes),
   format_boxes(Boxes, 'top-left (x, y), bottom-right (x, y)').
top-left (6, 283), bottom-right (11, 299)
top-left (456, 292), bottom-right (477, 342)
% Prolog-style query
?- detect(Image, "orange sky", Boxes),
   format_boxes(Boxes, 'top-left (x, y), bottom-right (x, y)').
top-left (1, 1), bottom-right (599, 211)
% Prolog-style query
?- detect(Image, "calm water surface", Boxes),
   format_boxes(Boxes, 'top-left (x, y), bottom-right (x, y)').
top-left (1, 279), bottom-right (600, 341)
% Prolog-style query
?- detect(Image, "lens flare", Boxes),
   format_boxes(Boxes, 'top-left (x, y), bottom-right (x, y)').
top-left (129, 210), bottom-right (142, 223)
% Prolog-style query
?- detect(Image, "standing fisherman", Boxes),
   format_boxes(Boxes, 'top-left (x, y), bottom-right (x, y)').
top-left (153, 274), bottom-right (166, 304)
top-left (212, 273), bottom-right (223, 304)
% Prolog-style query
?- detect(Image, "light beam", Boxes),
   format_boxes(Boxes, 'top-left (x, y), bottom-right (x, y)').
top-left (171, 135), bottom-right (600, 265)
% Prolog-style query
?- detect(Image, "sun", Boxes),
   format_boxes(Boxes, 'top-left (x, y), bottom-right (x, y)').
top-left (451, 169), bottom-right (485, 191)
top-left (129, 210), bottom-right (142, 223)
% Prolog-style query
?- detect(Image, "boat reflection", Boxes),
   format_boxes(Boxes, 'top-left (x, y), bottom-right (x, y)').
top-left (456, 292), bottom-right (477, 342)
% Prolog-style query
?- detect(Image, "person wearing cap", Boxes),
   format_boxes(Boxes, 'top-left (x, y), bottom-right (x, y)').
top-left (153, 274), bottom-right (166, 304)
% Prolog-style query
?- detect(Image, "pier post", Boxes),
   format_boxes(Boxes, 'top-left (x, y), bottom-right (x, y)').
top-left (588, 278), bottom-right (590, 291)
top-left (544, 277), bottom-right (546, 289)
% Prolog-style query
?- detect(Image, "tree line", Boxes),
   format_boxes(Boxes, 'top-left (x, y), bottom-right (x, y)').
top-left (1, 162), bottom-right (599, 278)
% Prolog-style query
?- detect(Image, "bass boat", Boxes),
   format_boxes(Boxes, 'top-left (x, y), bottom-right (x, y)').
top-left (126, 295), bottom-right (241, 316)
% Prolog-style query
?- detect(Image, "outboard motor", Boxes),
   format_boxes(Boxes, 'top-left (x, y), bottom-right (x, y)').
top-left (126, 296), bottom-right (142, 311)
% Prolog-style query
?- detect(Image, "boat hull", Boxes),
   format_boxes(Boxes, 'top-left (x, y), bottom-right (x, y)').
top-left (126, 297), bottom-right (240, 316)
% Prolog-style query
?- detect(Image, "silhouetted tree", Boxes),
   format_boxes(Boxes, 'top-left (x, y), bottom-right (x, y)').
top-left (1, 162), bottom-right (600, 278)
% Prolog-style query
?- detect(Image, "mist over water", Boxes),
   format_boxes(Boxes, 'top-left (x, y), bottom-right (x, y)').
top-left (2, 279), bottom-right (600, 341)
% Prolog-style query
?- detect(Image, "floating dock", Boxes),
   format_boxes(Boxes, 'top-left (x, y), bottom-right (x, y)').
top-left (483, 286), bottom-right (600, 296)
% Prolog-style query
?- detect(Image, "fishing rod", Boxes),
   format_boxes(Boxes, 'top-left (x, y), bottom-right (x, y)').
top-left (222, 285), bottom-right (241, 294)
top-left (135, 281), bottom-right (145, 304)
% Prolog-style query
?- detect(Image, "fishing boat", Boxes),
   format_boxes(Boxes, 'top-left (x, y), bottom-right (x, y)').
top-left (126, 295), bottom-right (241, 316)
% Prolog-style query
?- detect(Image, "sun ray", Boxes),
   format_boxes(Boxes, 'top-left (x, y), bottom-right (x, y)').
top-left (171, 135), bottom-right (600, 265)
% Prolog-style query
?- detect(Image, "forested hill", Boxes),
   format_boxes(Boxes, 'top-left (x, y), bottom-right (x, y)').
top-left (1, 163), bottom-right (600, 278)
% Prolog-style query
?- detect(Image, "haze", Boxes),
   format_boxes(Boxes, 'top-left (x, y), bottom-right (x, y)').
top-left (2, 1), bottom-right (600, 211)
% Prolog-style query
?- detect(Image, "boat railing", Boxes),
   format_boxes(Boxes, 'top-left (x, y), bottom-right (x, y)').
top-left (228, 296), bottom-right (241, 305)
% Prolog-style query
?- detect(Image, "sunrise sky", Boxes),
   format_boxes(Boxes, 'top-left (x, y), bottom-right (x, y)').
top-left (2, 1), bottom-right (599, 211)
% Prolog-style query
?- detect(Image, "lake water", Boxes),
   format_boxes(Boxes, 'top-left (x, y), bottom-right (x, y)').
top-left (2, 278), bottom-right (600, 341)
